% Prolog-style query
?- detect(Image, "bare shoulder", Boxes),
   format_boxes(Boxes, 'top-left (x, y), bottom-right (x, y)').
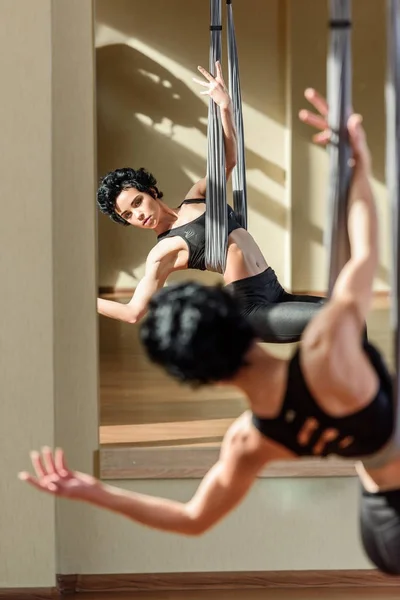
top-left (184, 177), bottom-right (206, 200)
top-left (147, 236), bottom-right (189, 271)
top-left (301, 297), bottom-right (365, 349)
top-left (220, 411), bottom-right (269, 466)
top-left (149, 236), bottom-right (187, 260)
top-left (300, 298), bottom-right (379, 414)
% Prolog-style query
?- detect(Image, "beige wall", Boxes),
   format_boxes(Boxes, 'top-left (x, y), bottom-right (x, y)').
top-left (0, 0), bottom-right (56, 587)
top-left (2, 0), bottom-right (388, 589)
top-left (0, 0), bottom-right (98, 588)
top-left (50, 0), bottom-right (100, 577)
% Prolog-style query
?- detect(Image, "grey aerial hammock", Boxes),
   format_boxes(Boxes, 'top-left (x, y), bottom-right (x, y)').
top-left (325, 0), bottom-right (353, 294)
top-left (203, 0), bottom-right (325, 343)
top-left (386, 0), bottom-right (400, 454)
top-left (205, 0), bottom-right (247, 273)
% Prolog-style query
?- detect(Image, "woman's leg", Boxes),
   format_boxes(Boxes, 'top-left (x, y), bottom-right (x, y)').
top-left (279, 290), bottom-right (326, 304)
top-left (360, 484), bottom-right (400, 575)
top-left (245, 299), bottom-right (325, 343)
top-left (249, 266), bottom-right (326, 307)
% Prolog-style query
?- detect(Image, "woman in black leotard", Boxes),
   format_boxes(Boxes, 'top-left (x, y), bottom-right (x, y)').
top-left (96, 62), bottom-right (324, 343)
top-left (19, 107), bottom-right (399, 574)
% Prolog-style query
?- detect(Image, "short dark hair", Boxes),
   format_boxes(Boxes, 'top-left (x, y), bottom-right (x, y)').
top-left (96, 167), bottom-right (164, 226)
top-left (140, 281), bottom-right (256, 386)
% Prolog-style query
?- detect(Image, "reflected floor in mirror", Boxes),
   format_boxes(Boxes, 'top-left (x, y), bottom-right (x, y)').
top-left (99, 295), bottom-right (392, 448)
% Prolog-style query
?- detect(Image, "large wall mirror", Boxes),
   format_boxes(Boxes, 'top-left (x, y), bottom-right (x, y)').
top-left (95, 0), bottom-right (391, 480)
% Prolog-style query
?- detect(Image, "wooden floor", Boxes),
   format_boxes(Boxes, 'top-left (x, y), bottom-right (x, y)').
top-left (99, 296), bottom-right (393, 448)
top-left (66, 589), bottom-right (400, 600)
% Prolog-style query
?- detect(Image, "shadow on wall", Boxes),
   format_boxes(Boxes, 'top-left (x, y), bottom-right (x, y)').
top-left (96, 42), bottom-right (208, 287)
top-left (96, 42), bottom-right (287, 288)
top-left (95, 0), bottom-right (286, 125)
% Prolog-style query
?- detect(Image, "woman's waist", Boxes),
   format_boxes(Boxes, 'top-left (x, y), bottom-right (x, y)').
top-left (223, 245), bottom-right (268, 282)
top-left (224, 265), bottom-right (286, 304)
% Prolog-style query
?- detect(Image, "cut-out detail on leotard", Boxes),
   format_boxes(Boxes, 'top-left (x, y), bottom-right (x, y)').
top-left (252, 341), bottom-right (394, 458)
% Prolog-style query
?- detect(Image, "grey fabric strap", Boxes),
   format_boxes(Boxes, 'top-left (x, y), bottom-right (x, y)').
top-left (387, 0), bottom-right (400, 364)
top-left (205, 0), bottom-right (228, 273)
top-left (226, 0), bottom-right (248, 230)
top-left (326, 0), bottom-right (353, 296)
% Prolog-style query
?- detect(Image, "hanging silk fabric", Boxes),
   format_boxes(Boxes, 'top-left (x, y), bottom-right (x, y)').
top-left (205, 0), bottom-right (228, 273)
top-left (226, 0), bottom-right (248, 230)
top-left (205, 0), bottom-right (248, 272)
top-left (326, 0), bottom-right (353, 295)
top-left (385, 0), bottom-right (400, 455)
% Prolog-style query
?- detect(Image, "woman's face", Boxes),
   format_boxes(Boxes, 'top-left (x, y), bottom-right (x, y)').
top-left (115, 187), bottom-right (161, 229)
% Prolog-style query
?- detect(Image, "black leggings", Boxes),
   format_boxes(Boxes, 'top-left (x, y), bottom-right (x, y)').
top-left (226, 267), bottom-right (325, 343)
top-left (360, 485), bottom-right (400, 575)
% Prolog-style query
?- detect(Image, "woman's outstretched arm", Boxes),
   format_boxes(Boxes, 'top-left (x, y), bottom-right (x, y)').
top-left (97, 238), bottom-right (185, 324)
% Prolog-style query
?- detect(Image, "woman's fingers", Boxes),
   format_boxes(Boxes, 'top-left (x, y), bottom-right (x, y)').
top-left (19, 447), bottom-right (71, 495)
top-left (304, 88), bottom-right (329, 116)
top-left (347, 113), bottom-right (370, 167)
top-left (18, 472), bottom-right (42, 489)
top-left (18, 471), bottom-right (58, 493)
top-left (197, 65), bottom-right (214, 82)
top-left (312, 130), bottom-right (331, 146)
top-left (215, 61), bottom-right (224, 81)
top-left (192, 77), bottom-right (209, 87)
top-left (30, 451), bottom-right (46, 478)
top-left (42, 447), bottom-right (56, 475)
top-left (55, 448), bottom-right (69, 477)
top-left (299, 109), bottom-right (328, 131)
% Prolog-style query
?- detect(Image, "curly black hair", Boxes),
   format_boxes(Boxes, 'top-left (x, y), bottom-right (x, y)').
top-left (139, 281), bottom-right (256, 386)
top-left (96, 167), bottom-right (164, 226)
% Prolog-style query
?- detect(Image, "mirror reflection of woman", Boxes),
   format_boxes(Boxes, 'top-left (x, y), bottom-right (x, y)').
top-left (97, 62), bottom-right (324, 343)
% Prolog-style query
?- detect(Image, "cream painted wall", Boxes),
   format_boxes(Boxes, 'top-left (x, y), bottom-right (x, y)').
top-left (58, 477), bottom-right (370, 574)
top-left (50, 0), bottom-right (99, 577)
top-left (0, 0), bottom-right (98, 589)
top-left (0, 0), bottom-right (56, 587)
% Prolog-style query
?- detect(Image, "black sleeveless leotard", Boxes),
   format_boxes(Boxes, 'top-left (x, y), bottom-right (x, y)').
top-left (252, 340), bottom-right (393, 458)
top-left (157, 199), bottom-right (241, 271)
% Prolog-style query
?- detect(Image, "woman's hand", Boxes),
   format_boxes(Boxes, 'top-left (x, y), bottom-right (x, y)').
top-left (18, 447), bottom-right (100, 502)
top-left (298, 88), bottom-right (331, 145)
top-left (193, 61), bottom-right (231, 109)
top-left (299, 88), bottom-right (371, 172)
